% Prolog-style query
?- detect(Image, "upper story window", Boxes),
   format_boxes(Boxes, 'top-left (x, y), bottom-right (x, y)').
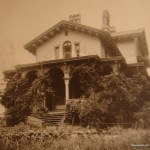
top-left (75, 43), bottom-right (80, 57)
top-left (55, 46), bottom-right (59, 59)
top-left (63, 41), bottom-right (72, 59)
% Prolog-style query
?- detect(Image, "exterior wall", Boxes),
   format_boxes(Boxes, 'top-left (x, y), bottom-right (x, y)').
top-left (36, 30), bottom-right (102, 62)
top-left (134, 37), bottom-right (141, 56)
top-left (114, 38), bottom-right (138, 64)
top-left (101, 42), bottom-right (106, 58)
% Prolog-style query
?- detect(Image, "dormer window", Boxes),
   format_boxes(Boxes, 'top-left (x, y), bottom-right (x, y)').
top-left (63, 41), bottom-right (72, 59)
top-left (55, 46), bottom-right (59, 59)
top-left (75, 43), bottom-right (80, 57)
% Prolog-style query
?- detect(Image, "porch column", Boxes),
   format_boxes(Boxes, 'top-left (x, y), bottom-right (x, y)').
top-left (64, 73), bottom-right (70, 103)
top-left (114, 61), bottom-right (120, 75)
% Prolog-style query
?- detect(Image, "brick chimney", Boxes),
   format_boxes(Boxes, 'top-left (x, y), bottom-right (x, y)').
top-left (102, 10), bottom-right (116, 32)
top-left (102, 10), bottom-right (110, 29)
top-left (69, 14), bottom-right (81, 24)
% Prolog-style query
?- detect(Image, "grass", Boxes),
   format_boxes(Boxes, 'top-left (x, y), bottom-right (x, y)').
top-left (0, 124), bottom-right (149, 150)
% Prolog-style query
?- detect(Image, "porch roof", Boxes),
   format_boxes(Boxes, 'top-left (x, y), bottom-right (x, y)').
top-left (15, 55), bottom-right (124, 69)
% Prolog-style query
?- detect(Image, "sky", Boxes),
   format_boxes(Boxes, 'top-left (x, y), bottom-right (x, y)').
top-left (0, 0), bottom-right (150, 73)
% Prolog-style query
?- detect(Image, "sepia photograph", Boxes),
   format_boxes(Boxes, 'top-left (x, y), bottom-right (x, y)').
top-left (0, 0), bottom-right (150, 149)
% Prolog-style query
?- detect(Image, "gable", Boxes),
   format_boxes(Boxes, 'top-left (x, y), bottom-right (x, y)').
top-left (36, 29), bottom-right (103, 62)
top-left (24, 20), bottom-right (121, 57)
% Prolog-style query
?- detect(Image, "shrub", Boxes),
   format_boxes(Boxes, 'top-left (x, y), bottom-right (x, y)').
top-left (66, 91), bottom-right (111, 127)
top-left (1, 72), bottom-right (32, 126)
top-left (79, 91), bottom-right (110, 127)
top-left (28, 72), bottom-right (54, 115)
top-left (66, 99), bottom-right (82, 125)
top-left (135, 102), bottom-right (150, 128)
top-left (68, 58), bottom-right (150, 128)
top-left (1, 71), bottom-right (54, 126)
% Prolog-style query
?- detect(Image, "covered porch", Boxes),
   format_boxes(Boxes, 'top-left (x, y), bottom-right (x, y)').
top-left (6, 55), bottom-right (123, 113)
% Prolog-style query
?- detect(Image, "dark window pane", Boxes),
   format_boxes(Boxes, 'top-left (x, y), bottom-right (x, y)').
top-left (63, 41), bottom-right (72, 58)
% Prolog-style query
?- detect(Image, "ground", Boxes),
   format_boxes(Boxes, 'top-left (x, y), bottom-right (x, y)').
top-left (0, 123), bottom-right (149, 150)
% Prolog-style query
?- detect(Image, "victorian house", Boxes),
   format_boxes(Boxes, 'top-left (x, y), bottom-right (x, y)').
top-left (4, 11), bottom-right (149, 112)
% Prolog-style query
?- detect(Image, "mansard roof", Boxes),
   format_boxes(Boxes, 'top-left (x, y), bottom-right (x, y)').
top-left (24, 20), bottom-right (121, 57)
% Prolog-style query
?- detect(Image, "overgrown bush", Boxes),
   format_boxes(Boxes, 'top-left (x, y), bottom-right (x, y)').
top-left (1, 72), bottom-right (33, 126)
top-left (67, 58), bottom-right (150, 128)
top-left (79, 91), bottom-right (111, 127)
top-left (66, 99), bottom-right (82, 125)
top-left (1, 71), bottom-right (54, 126)
top-left (135, 81), bottom-right (150, 128)
top-left (135, 102), bottom-right (150, 128)
top-left (28, 72), bottom-right (54, 115)
top-left (2, 57), bottom-right (150, 128)
top-left (66, 73), bottom-right (150, 127)
top-left (70, 57), bottom-right (104, 97)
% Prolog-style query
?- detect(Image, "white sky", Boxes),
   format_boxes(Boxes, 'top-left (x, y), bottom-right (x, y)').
top-left (0, 0), bottom-right (150, 72)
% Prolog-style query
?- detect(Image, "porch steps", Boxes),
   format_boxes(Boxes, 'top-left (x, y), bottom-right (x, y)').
top-left (38, 111), bottom-right (66, 126)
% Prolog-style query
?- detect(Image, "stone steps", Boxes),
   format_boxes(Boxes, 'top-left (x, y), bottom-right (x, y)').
top-left (38, 111), bottom-right (66, 126)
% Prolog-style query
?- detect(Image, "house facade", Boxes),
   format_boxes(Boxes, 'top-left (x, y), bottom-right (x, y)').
top-left (4, 11), bottom-right (149, 112)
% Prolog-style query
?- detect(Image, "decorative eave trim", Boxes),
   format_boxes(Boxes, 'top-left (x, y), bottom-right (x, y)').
top-left (15, 55), bottom-right (99, 69)
top-left (3, 69), bottom-right (17, 77)
top-left (100, 56), bottom-right (123, 62)
top-left (137, 56), bottom-right (149, 61)
top-left (15, 55), bottom-right (125, 71)
top-left (3, 69), bottom-right (16, 74)
top-left (24, 20), bottom-right (66, 54)
top-left (111, 29), bottom-right (144, 39)
top-left (24, 20), bottom-right (120, 56)
top-left (137, 56), bottom-right (150, 67)
top-left (127, 62), bottom-right (144, 67)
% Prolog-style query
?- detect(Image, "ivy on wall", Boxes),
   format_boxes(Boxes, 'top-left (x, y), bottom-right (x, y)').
top-left (1, 72), bottom-right (32, 126)
top-left (29, 72), bottom-right (54, 115)
top-left (1, 71), bottom-right (54, 126)
top-left (1, 57), bottom-right (150, 128)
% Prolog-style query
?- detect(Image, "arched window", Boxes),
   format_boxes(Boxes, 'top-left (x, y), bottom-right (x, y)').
top-left (63, 41), bottom-right (72, 59)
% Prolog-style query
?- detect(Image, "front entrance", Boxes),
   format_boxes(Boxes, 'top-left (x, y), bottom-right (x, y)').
top-left (46, 68), bottom-right (65, 110)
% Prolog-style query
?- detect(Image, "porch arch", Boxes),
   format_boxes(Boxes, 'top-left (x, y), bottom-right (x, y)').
top-left (25, 70), bottom-right (37, 82)
top-left (46, 68), bottom-right (65, 110)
